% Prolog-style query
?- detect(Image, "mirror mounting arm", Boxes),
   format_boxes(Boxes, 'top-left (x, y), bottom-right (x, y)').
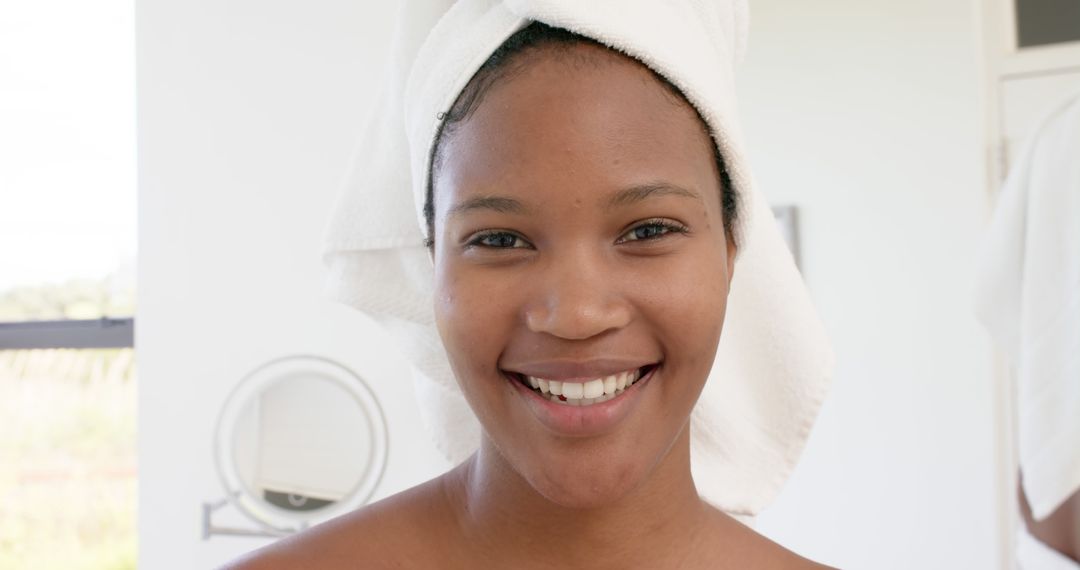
top-left (201, 494), bottom-right (293, 540)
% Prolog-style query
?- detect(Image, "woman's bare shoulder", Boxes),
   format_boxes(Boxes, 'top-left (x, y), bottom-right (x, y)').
top-left (218, 476), bottom-right (456, 570)
top-left (739, 529), bottom-right (837, 569)
top-left (775, 550), bottom-right (837, 570)
top-left (701, 508), bottom-right (837, 570)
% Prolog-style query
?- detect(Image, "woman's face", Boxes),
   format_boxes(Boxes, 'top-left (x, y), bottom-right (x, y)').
top-left (432, 43), bottom-right (736, 508)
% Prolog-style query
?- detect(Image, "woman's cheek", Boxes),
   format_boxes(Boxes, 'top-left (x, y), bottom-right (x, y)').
top-left (668, 248), bottom-right (729, 355)
top-left (436, 267), bottom-right (510, 380)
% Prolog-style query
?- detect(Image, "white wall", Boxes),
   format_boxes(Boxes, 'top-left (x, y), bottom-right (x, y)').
top-left (136, 2), bottom-right (449, 568)
top-left (740, 1), bottom-right (1000, 568)
top-left (138, 1), bottom-right (1000, 568)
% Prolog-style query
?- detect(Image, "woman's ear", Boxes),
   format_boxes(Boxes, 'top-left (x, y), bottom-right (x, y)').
top-left (424, 234), bottom-right (436, 265)
top-left (726, 236), bottom-right (737, 286)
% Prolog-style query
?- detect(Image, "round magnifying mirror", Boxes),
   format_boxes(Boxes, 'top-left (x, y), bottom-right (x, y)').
top-left (214, 355), bottom-right (388, 534)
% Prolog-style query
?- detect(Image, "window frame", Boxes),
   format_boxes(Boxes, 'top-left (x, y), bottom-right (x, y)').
top-left (0, 317), bottom-right (134, 349)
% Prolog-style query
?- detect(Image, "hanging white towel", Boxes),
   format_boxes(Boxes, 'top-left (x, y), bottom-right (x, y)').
top-left (975, 92), bottom-right (1080, 521)
top-left (322, 0), bottom-right (834, 516)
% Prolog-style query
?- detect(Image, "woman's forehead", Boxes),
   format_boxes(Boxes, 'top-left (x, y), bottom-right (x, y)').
top-left (434, 43), bottom-right (719, 206)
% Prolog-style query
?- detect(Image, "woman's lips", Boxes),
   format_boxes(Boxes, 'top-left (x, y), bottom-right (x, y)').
top-left (503, 364), bottom-right (659, 437)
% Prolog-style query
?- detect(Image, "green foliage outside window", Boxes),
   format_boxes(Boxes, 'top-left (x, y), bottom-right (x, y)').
top-left (0, 279), bottom-right (137, 570)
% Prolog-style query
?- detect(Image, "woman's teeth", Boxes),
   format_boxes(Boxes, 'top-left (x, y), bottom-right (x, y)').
top-left (524, 369), bottom-right (643, 406)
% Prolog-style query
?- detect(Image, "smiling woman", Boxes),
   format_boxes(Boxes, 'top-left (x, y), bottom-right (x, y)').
top-left (428, 29), bottom-right (738, 516)
top-left (226, 2), bottom-right (833, 569)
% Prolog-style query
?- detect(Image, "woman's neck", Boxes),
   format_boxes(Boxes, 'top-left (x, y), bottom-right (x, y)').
top-left (441, 427), bottom-right (718, 569)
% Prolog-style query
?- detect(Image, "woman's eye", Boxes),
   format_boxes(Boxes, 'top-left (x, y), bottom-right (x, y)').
top-left (619, 220), bottom-right (688, 243)
top-left (467, 231), bottom-right (529, 249)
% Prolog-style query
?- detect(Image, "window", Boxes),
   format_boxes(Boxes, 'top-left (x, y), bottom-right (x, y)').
top-left (1015, 0), bottom-right (1080, 48)
top-left (0, 1), bottom-right (137, 568)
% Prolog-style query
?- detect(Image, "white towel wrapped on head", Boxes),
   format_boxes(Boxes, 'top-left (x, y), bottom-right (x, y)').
top-left (323, 0), bottom-right (834, 517)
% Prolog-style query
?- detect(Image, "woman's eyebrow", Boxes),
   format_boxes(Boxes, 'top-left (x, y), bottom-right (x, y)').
top-left (447, 195), bottom-right (531, 218)
top-left (606, 182), bottom-right (703, 209)
top-left (446, 183), bottom-right (700, 218)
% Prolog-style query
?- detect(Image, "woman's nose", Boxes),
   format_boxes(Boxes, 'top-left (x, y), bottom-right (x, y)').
top-left (522, 254), bottom-right (632, 340)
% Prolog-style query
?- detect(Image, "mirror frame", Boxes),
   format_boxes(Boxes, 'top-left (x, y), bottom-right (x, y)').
top-left (213, 354), bottom-right (389, 534)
